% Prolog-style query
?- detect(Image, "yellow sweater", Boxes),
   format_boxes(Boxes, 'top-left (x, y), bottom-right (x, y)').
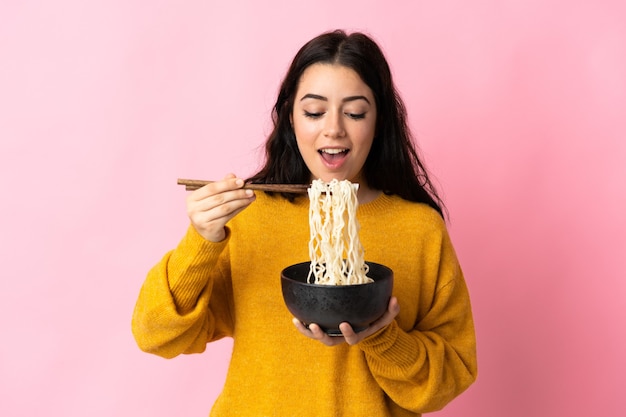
top-left (132, 192), bottom-right (477, 416)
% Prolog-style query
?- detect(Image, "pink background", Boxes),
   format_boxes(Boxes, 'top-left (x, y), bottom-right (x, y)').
top-left (1, 1), bottom-right (625, 416)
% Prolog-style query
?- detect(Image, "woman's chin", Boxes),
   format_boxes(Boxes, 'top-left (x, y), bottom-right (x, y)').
top-left (314, 176), bottom-right (346, 183)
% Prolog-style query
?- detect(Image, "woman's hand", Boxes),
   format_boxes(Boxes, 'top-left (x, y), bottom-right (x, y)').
top-left (186, 173), bottom-right (256, 242)
top-left (292, 296), bottom-right (400, 346)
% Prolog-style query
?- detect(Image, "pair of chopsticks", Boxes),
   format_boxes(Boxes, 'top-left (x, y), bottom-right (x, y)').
top-left (177, 178), bottom-right (310, 194)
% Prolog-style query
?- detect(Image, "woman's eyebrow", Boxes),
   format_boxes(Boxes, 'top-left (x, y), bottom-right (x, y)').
top-left (300, 93), bottom-right (370, 104)
top-left (342, 95), bottom-right (370, 104)
top-left (300, 93), bottom-right (327, 101)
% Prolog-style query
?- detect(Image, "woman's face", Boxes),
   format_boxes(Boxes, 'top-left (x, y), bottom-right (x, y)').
top-left (291, 63), bottom-right (377, 186)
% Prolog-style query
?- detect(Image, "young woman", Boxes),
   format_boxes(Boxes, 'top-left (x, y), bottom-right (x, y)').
top-left (132, 30), bottom-right (477, 416)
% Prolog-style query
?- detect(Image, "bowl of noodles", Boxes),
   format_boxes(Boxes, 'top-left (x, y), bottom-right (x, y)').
top-left (282, 179), bottom-right (393, 335)
top-left (281, 261), bottom-right (393, 335)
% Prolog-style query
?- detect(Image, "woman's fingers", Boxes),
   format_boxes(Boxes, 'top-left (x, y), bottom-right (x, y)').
top-left (187, 175), bottom-right (245, 203)
top-left (291, 297), bottom-right (401, 346)
top-left (342, 297), bottom-right (400, 345)
top-left (292, 319), bottom-right (346, 346)
top-left (188, 188), bottom-right (254, 218)
top-left (186, 175), bottom-right (256, 242)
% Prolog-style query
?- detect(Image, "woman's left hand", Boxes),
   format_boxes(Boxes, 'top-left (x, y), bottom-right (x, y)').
top-left (292, 296), bottom-right (400, 346)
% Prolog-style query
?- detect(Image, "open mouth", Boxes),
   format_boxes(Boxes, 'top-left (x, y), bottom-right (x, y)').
top-left (319, 148), bottom-right (349, 164)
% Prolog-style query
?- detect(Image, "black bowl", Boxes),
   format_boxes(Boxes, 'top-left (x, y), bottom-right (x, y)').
top-left (281, 261), bottom-right (393, 335)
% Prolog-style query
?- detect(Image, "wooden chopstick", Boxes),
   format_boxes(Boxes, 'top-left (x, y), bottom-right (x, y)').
top-left (177, 178), bottom-right (310, 193)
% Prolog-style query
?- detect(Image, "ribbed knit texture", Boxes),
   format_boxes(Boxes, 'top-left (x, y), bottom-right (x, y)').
top-left (132, 192), bottom-right (477, 416)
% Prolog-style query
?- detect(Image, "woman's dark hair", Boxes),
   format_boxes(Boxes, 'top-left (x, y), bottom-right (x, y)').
top-left (248, 30), bottom-right (446, 218)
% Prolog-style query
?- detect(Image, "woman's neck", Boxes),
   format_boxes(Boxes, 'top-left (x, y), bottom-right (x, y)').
top-left (357, 184), bottom-right (382, 205)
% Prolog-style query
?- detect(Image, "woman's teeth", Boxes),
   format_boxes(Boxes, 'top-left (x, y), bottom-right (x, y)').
top-left (319, 148), bottom-right (348, 163)
top-left (320, 149), bottom-right (348, 155)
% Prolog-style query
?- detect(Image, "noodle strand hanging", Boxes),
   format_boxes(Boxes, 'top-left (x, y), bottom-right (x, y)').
top-left (307, 179), bottom-right (372, 285)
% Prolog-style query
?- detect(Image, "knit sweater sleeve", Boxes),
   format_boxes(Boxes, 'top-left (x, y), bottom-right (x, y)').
top-left (131, 225), bottom-right (234, 359)
top-left (358, 216), bottom-right (477, 414)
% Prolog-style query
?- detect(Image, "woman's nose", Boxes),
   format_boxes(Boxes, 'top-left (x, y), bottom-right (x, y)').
top-left (323, 112), bottom-right (346, 138)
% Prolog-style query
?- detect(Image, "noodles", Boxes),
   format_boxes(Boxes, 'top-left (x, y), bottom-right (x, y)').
top-left (307, 179), bottom-right (372, 285)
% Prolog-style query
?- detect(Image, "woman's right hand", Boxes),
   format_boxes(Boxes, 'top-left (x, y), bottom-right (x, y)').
top-left (186, 173), bottom-right (256, 242)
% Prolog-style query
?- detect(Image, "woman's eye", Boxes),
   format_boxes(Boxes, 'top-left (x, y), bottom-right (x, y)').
top-left (346, 112), bottom-right (366, 120)
top-left (304, 111), bottom-right (324, 119)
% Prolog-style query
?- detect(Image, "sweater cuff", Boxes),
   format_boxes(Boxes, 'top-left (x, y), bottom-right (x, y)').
top-left (178, 224), bottom-right (230, 259)
top-left (358, 321), bottom-right (419, 369)
top-left (168, 225), bottom-right (230, 295)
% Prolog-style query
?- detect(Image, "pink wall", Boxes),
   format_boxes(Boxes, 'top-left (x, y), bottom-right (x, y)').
top-left (1, 1), bottom-right (624, 416)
